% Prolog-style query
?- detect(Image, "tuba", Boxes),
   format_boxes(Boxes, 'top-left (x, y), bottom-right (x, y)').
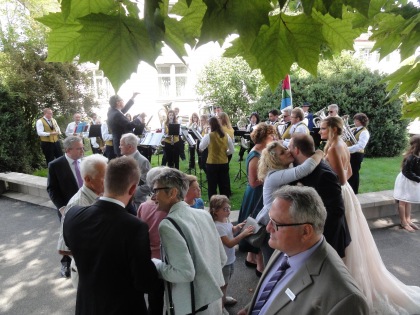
top-left (341, 115), bottom-right (357, 145)
top-left (158, 102), bottom-right (172, 126)
top-left (312, 107), bottom-right (328, 128)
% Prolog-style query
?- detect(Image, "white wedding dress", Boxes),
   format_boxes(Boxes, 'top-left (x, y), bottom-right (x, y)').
top-left (342, 182), bottom-right (420, 314)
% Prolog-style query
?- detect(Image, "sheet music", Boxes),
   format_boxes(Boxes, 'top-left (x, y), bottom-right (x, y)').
top-left (139, 132), bottom-right (164, 146)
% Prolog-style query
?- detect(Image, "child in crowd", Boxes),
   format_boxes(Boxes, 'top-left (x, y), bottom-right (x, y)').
top-left (209, 195), bottom-right (254, 313)
top-left (393, 135), bottom-right (420, 232)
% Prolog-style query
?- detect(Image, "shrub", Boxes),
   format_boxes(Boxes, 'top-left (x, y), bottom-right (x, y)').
top-left (253, 56), bottom-right (408, 157)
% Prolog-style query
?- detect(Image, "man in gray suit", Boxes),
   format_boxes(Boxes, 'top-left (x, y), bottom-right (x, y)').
top-left (120, 133), bottom-right (151, 208)
top-left (238, 185), bottom-right (368, 315)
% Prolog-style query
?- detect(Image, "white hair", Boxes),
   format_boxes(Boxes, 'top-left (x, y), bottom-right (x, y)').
top-left (80, 154), bottom-right (108, 178)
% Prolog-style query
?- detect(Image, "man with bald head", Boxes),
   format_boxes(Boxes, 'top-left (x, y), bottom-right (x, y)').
top-left (239, 185), bottom-right (368, 315)
top-left (36, 108), bottom-right (63, 166)
top-left (65, 113), bottom-right (83, 137)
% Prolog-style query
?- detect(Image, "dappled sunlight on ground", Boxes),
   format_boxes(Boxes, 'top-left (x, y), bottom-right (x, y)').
top-left (0, 197), bottom-right (75, 314)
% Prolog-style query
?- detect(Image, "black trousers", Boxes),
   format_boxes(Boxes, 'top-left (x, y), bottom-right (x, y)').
top-left (103, 145), bottom-right (117, 161)
top-left (163, 143), bottom-right (179, 169)
top-left (206, 163), bottom-right (231, 200)
top-left (348, 152), bottom-right (364, 194)
top-left (41, 141), bottom-right (63, 167)
top-left (188, 145), bottom-right (196, 169)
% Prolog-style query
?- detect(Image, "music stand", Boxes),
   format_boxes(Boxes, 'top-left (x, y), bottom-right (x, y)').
top-left (168, 123), bottom-right (180, 136)
top-left (140, 132), bottom-right (165, 164)
top-left (182, 127), bottom-right (197, 175)
top-left (233, 130), bottom-right (248, 183)
top-left (88, 124), bottom-right (102, 138)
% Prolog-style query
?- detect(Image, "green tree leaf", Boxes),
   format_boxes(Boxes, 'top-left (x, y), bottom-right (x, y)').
top-left (229, 0), bottom-right (271, 49)
top-left (170, 0), bottom-right (207, 45)
top-left (78, 13), bottom-right (161, 91)
top-left (312, 10), bottom-right (361, 53)
top-left (36, 13), bottom-right (82, 62)
top-left (250, 14), bottom-right (324, 90)
top-left (67, 0), bottom-right (117, 18)
top-left (164, 17), bottom-right (188, 60)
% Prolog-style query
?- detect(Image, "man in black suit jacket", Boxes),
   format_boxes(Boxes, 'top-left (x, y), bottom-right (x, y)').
top-left (63, 156), bottom-right (158, 315)
top-left (107, 93), bottom-right (144, 156)
top-left (47, 136), bottom-right (84, 277)
top-left (289, 134), bottom-right (351, 258)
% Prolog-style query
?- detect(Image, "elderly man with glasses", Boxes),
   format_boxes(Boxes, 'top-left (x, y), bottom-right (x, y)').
top-left (238, 185), bottom-right (368, 315)
top-left (327, 104), bottom-right (340, 117)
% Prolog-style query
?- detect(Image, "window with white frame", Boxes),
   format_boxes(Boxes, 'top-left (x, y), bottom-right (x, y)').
top-left (157, 64), bottom-right (188, 98)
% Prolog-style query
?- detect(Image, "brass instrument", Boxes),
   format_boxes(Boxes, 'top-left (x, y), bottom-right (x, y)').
top-left (199, 104), bottom-right (213, 117)
top-left (342, 115), bottom-right (357, 145)
top-left (312, 107), bottom-right (328, 128)
top-left (190, 125), bottom-right (203, 141)
top-left (158, 102), bottom-right (172, 126)
top-left (236, 116), bottom-right (249, 130)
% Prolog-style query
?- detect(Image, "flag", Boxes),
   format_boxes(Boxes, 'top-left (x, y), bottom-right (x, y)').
top-left (280, 74), bottom-right (292, 111)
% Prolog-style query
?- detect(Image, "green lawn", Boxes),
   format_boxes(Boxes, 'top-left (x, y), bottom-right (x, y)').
top-left (33, 146), bottom-right (403, 210)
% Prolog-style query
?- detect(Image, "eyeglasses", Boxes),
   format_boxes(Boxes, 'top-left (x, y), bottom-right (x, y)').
top-left (152, 187), bottom-right (170, 194)
top-left (222, 206), bottom-right (231, 212)
top-left (269, 216), bottom-right (313, 231)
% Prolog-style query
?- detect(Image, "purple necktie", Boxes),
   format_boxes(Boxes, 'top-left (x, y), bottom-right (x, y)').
top-left (251, 255), bottom-right (290, 315)
top-left (73, 160), bottom-right (83, 188)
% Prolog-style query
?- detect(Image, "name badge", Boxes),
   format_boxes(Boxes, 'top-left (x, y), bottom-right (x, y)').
top-left (285, 288), bottom-right (296, 301)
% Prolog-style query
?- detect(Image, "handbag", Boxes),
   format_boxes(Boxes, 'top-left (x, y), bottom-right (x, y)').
top-left (243, 216), bottom-right (266, 248)
top-left (163, 217), bottom-right (208, 315)
top-left (243, 194), bottom-right (266, 248)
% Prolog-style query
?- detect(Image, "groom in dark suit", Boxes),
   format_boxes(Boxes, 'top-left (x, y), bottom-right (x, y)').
top-left (63, 156), bottom-right (158, 314)
top-left (239, 185), bottom-right (368, 315)
top-left (288, 133), bottom-right (351, 258)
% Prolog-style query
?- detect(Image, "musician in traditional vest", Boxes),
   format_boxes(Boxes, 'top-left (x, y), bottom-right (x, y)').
top-left (347, 113), bottom-right (370, 194)
top-left (65, 113), bottom-right (83, 137)
top-left (267, 109), bottom-right (280, 126)
top-left (279, 108), bottom-right (292, 140)
top-left (162, 109), bottom-right (180, 169)
top-left (282, 108), bottom-right (309, 147)
top-left (101, 121), bottom-right (117, 161)
top-left (36, 108), bottom-right (63, 166)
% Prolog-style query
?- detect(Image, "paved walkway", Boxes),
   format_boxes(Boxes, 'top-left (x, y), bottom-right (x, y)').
top-left (0, 196), bottom-right (419, 315)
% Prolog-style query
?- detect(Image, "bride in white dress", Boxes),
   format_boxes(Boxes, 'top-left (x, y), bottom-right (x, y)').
top-left (320, 116), bottom-right (420, 314)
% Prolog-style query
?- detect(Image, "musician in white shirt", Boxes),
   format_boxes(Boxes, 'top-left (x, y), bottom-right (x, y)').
top-left (282, 108), bottom-right (309, 147)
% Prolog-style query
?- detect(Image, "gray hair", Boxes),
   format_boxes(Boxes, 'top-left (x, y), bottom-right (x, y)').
top-left (328, 104), bottom-right (339, 113)
top-left (63, 136), bottom-right (83, 151)
top-left (282, 108), bottom-right (292, 115)
top-left (272, 185), bottom-right (327, 234)
top-left (109, 95), bottom-right (123, 108)
top-left (120, 133), bottom-right (139, 148)
top-left (151, 168), bottom-right (189, 200)
top-left (80, 154), bottom-right (108, 178)
top-left (146, 166), bottom-right (170, 187)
